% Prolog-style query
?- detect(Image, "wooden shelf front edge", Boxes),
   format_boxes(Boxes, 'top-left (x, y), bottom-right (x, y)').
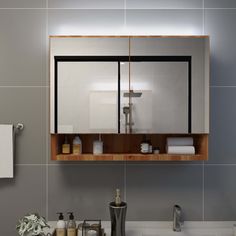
top-left (55, 153), bottom-right (206, 161)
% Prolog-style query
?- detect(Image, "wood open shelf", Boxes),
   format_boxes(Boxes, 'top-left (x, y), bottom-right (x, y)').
top-left (55, 153), bottom-right (205, 161)
top-left (51, 134), bottom-right (208, 161)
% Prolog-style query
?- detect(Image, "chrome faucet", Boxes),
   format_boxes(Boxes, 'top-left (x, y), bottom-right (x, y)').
top-left (173, 205), bottom-right (184, 232)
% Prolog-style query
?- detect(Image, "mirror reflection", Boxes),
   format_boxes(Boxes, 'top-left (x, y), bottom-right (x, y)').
top-left (120, 61), bottom-right (189, 133)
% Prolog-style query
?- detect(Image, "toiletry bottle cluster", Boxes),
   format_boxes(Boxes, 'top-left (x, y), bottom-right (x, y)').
top-left (140, 138), bottom-right (159, 154)
top-left (62, 135), bottom-right (104, 155)
top-left (62, 135), bottom-right (82, 154)
top-left (56, 212), bottom-right (77, 236)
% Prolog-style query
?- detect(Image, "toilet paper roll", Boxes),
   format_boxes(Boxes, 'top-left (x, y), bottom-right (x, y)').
top-left (167, 137), bottom-right (193, 146)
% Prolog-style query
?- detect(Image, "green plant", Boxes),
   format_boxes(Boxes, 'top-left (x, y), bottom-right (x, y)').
top-left (16, 213), bottom-right (49, 236)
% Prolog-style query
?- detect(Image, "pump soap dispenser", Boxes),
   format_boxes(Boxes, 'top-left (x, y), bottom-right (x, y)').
top-left (62, 136), bottom-right (70, 154)
top-left (56, 213), bottom-right (66, 236)
top-left (67, 212), bottom-right (76, 236)
top-left (73, 135), bottom-right (82, 154)
top-left (109, 189), bottom-right (127, 236)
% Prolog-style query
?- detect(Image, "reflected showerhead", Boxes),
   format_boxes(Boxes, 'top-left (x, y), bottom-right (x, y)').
top-left (123, 106), bottom-right (130, 114)
top-left (123, 90), bottom-right (142, 98)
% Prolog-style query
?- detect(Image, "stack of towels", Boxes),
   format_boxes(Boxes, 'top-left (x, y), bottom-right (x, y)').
top-left (166, 137), bottom-right (195, 155)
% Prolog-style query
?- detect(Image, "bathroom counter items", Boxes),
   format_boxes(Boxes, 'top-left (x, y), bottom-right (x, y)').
top-left (45, 221), bottom-right (236, 236)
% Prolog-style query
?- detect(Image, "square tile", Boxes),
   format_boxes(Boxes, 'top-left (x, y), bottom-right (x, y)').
top-left (0, 166), bottom-right (46, 236)
top-left (127, 0), bottom-right (203, 9)
top-left (0, 0), bottom-right (45, 8)
top-left (205, 165), bottom-right (236, 220)
top-left (48, 0), bottom-right (124, 9)
top-left (205, 9), bottom-right (236, 86)
top-left (48, 164), bottom-right (125, 220)
top-left (205, 0), bottom-right (236, 8)
top-left (0, 10), bottom-right (47, 86)
top-left (208, 87), bottom-right (236, 164)
top-left (126, 165), bottom-right (203, 220)
top-left (126, 9), bottom-right (203, 35)
top-left (0, 87), bottom-right (47, 164)
top-left (48, 9), bottom-right (125, 35)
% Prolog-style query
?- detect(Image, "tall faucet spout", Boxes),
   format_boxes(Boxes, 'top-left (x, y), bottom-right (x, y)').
top-left (173, 205), bottom-right (184, 232)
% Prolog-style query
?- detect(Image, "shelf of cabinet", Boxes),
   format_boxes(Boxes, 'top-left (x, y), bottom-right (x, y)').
top-left (51, 133), bottom-right (208, 161)
top-left (54, 153), bottom-right (205, 161)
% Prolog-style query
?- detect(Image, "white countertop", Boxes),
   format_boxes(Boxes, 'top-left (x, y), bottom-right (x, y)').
top-left (45, 221), bottom-right (236, 236)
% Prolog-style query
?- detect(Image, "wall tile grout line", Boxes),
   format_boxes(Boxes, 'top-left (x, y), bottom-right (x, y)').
top-left (204, 163), bottom-right (236, 166)
top-left (40, 11), bottom-right (43, 90)
top-left (15, 163), bottom-right (208, 166)
top-left (16, 164), bottom-right (47, 166)
top-left (125, 8), bottom-right (236, 10)
top-left (203, 0), bottom-right (205, 35)
top-left (40, 2), bottom-right (47, 220)
top-left (41, 54), bottom-right (46, 219)
top-left (45, 150), bottom-right (48, 210)
top-left (46, 0), bottom-right (49, 221)
top-left (210, 86), bottom-right (236, 88)
top-left (123, 163), bottom-right (204, 166)
top-left (124, 0), bottom-right (126, 27)
top-left (202, 162), bottom-right (205, 221)
top-left (15, 163), bottom-right (236, 166)
top-left (1, 7), bottom-right (236, 10)
top-left (0, 8), bottom-right (47, 9)
top-left (202, 0), bottom-right (205, 222)
top-left (124, 8), bottom-right (207, 10)
top-left (204, 8), bottom-right (236, 10)
top-left (48, 163), bottom-right (134, 166)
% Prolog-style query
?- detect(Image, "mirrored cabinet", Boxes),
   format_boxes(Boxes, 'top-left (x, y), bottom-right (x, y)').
top-left (50, 36), bottom-right (209, 161)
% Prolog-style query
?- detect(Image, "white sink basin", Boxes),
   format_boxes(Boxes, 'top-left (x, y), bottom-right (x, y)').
top-left (124, 222), bottom-right (235, 236)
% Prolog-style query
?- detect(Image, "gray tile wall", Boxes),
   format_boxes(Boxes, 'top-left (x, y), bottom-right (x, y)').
top-left (0, 0), bottom-right (236, 235)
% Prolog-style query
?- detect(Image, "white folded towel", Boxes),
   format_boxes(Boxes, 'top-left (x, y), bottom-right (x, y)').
top-left (167, 137), bottom-right (193, 146)
top-left (0, 124), bottom-right (14, 178)
top-left (167, 146), bottom-right (195, 155)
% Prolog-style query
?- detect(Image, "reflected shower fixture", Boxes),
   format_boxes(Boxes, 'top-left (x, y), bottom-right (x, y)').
top-left (123, 90), bottom-right (142, 98)
top-left (123, 90), bottom-right (142, 133)
top-left (123, 106), bottom-right (130, 134)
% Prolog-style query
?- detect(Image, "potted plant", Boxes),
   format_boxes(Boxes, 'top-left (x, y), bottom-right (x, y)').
top-left (16, 213), bottom-right (49, 236)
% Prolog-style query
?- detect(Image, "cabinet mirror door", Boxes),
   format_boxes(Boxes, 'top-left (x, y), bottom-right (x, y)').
top-left (129, 37), bottom-right (210, 134)
top-left (120, 59), bottom-right (190, 134)
top-left (56, 59), bottom-right (119, 133)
